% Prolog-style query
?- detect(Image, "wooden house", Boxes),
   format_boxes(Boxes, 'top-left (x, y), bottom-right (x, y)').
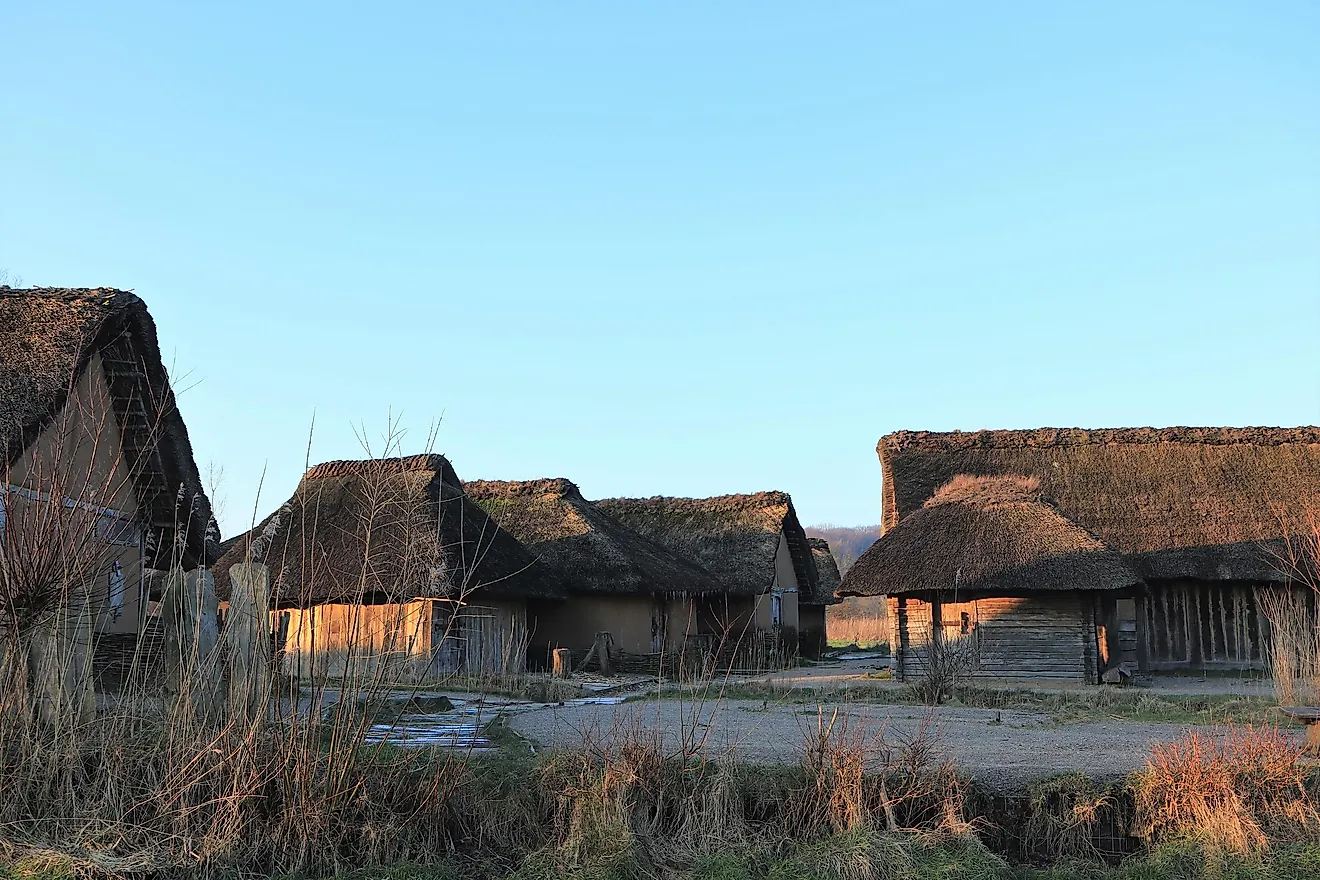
top-left (802, 537), bottom-right (843, 659)
top-left (844, 474), bottom-right (1143, 681)
top-left (0, 288), bottom-right (217, 662)
top-left (465, 478), bottom-right (722, 670)
top-left (596, 492), bottom-right (819, 667)
top-left (841, 428), bottom-right (1320, 682)
top-left (214, 455), bottom-right (557, 680)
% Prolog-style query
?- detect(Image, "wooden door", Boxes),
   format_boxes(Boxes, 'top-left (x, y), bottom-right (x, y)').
top-left (430, 602), bottom-right (462, 674)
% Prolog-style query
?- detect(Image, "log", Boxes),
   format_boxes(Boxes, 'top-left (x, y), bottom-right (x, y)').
top-left (225, 563), bottom-right (271, 726)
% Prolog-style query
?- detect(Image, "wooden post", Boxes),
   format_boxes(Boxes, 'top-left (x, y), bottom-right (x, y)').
top-left (27, 583), bottom-right (96, 725)
top-left (161, 567), bottom-right (222, 721)
top-left (226, 563), bottom-right (271, 726)
top-left (595, 632), bottom-right (615, 676)
top-left (551, 647), bottom-right (571, 679)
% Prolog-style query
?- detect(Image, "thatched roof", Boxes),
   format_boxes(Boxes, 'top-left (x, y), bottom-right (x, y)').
top-left (842, 474), bottom-right (1143, 597)
top-left (464, 478), bottom-right (723, 596)
top-left (877, 427), bottom-right (1320, 582)
top-left (806, 538), bottom-right (843, 605)
top-left (596, 492), bottom-right (820, 597)
top-left (214, 455), bottom-right (557, 607)
top-left (0, 287), bottom-right (218, 568)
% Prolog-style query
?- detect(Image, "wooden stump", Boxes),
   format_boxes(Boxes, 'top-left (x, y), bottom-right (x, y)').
top-left (226, 563), bottom-right (271, 726)
top-left (551, 647), bottom-right (572, 679)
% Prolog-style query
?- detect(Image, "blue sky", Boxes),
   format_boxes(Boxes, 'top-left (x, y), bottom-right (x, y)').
top-left (3, 2), bottom-right (1318, 537)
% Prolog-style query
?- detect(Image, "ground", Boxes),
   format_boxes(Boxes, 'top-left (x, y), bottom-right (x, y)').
top-left (492, 657), bottom-right (1292, 791)
top-left (505, 696), bottom-right (1267, 790)
top-left (325, 656), bottom-right (1296, 792)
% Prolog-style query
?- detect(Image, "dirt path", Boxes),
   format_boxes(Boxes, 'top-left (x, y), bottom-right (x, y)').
top-left (505, 696), bottom-right (1303, 791)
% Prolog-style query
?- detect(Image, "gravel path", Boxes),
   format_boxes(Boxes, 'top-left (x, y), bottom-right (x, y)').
top-left (506, 696), bottom-right (1303, 792)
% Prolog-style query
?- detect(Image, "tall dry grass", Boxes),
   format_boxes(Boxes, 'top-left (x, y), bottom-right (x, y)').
top-left (827, 613), bottom-right (890, 650)
top-left (0, 412), bottom-right (535, 876)
top-left (1132, 725), bottom-right (1320, 854)
top-left (1260, 499), bottom-right (1320, 707)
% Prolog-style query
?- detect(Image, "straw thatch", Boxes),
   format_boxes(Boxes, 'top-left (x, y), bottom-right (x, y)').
top-left (806, 537), bottom-right (843, 605)
top-left (843, 474), bottom-right (1143, 597)
top-left (877, 427), bottom-right (1320, 582)
top-left (214, 455), bottom-right (556, 607)
top-left (465, 478), bottom-right (723, 596)
top-left (596, 491), bottom-right (819, 597)
top-left (0, 287), bottom-right (218, 567)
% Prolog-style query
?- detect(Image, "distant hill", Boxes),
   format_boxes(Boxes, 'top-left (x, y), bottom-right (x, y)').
top-left (804, 524), bottom-right (880, 575)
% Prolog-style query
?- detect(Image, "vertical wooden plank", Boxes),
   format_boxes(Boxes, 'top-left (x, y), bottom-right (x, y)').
top-left (226, 562), bottom-right (271, 727)
top-left (1084, 593), bottom-right (1098, 683)
top-left (160, 567), bottom-right (223, 721)
top-left (1135, 594), bottom-right (1150, 672)
top-left (1185, 584), bottom-right (1199, 665)
top-left (28, 582), bottom-right (97, 725)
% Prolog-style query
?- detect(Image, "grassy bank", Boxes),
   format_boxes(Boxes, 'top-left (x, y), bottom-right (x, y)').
top-left (3, 704), bottom-right (1320, 879)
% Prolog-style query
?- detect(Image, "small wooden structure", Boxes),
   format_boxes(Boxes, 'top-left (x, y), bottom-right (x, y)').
top-left (214, 456), bottom-right (559, 681)
top-left (1280, 707), bottom-right (1320, 753)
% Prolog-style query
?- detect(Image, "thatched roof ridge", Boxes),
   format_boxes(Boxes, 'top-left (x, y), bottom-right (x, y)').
top-left (806, 537), bottom-right (842, 605)
top-left (878, 427), bottom-right (1320, 582)
top-left (464, 478), bottom-right (723, 596)
top-left (303, 454), bottom-right (462, 487)
top-left (214, 455), bottom-right (557, 607)
top-left (595, 491), bottom-right (820, 597)
top-left (0, 287), bottom-right (217, 567)
top-left (842, 474), bottom-right (1143, 597)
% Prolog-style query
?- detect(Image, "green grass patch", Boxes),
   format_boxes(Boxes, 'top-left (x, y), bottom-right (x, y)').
top-left (642, 680), bottom-right (1285, 727)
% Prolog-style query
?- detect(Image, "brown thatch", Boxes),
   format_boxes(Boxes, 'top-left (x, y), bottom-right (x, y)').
top-left (842, 474), bottom-right (1143, 597)
top-left (806, 537), bottom-right (843, 605)
top-left (596, 491), bottom-right (819, 597)
top-left (214, 455), bottom-right (557, 608)
top-left (878, 427), bottom-right (1320, 582)
top-left (0, 287), bottom-right (217, 567)
top-left (464, 478), bottom-right (723, 596)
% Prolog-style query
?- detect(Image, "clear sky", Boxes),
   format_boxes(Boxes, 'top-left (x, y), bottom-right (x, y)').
top-left (3, 2), bottom-right (1318, 538)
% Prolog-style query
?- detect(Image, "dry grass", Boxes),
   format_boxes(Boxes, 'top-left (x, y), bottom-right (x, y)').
top-left (1024, 774), bottom-right (1114, 862)
top-left (826, 613), bottom-right (890, 650)
top-left (1259, 588), bottom-right (1320, 707)
top-left (1132, 725), bottom-right (1320, 854)
top-left (1261, 500), bottom-right (1320, 709)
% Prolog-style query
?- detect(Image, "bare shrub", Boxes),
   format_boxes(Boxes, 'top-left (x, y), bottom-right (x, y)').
top-left (909, 633), bottom-right (978, 706)
top-left (790, 707), bottom-right (888, 835)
